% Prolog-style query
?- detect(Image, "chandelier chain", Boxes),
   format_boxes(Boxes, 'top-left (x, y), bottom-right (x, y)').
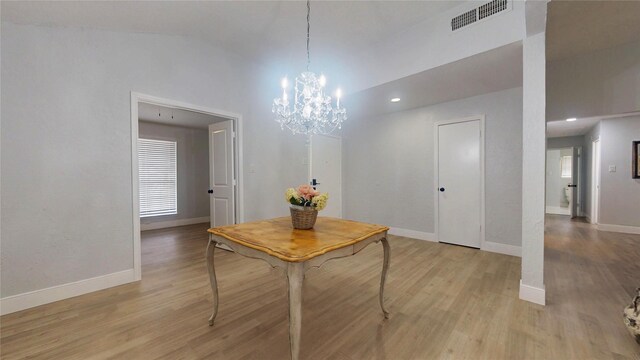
top-left (306, 0), bottom-right (310, 71)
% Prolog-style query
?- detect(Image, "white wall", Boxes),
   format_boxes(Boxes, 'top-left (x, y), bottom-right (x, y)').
top-left (343, 87), bottom-right (523, 248)
top-left (598, 115), bottom-right (640, 227)
top-left (547, 135), bottom-right (584, 149)
top-left (138, 121), bottom-right (209, 225)
top-left (547, 40), bottom-right (640, 121)
top-left (582, 116), bottom-right (640, 228)
top-left (0, 23), bottom-right (308, 301)
top-left (348, 1), bottom-right (526, 92)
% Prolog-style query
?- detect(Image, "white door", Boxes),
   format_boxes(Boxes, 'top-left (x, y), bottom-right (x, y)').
top-left (436, 119), bottom-right (482, 248)
top-left (310, 135), bottom-right (342, 218)
top-left (591, 139), bottom-right (600, 224)
top-left (569, 147), bottom-right (580, 218)
top-left (209, 120), bottom-right (235, 227)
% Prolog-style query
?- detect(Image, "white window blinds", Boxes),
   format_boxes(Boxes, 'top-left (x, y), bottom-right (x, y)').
top-left (560, 155), bottom-right (572, 178)
top-left (138, 138), bottom-right (177, 217)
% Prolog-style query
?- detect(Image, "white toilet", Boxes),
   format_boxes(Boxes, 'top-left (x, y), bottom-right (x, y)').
top-left (564, 186), bottom-right (572, 207)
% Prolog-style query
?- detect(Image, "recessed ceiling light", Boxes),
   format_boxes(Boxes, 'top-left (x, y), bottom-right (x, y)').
top-left (390, 98), bottom-right (401, 103)
top-left (566, 118), bottom-right (577, 122)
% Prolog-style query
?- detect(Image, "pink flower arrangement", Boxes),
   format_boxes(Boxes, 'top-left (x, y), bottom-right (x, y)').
top-left (296, 184), bottom-right (319, 200)
top-left (285, 185), bottom-right (329, 211)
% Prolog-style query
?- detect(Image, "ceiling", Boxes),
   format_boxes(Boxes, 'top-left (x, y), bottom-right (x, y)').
top-left (546, 118), bottom-right (599, 138)
top-left (138, 102), bottom-right (227, 130)
top-left (346, 42), bottom-right (522, 116)
top-left (546, 112), bottom-right (640, 138)
top-left (546, 0), bottom-right (640, 61)
top-left (1, 1), bottom-right (462, 68)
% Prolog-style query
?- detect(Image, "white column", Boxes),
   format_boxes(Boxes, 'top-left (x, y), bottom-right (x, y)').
top-left (520, 31), bottom-right (546, 305)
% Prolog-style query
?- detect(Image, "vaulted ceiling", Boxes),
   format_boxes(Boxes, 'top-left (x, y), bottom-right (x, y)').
top-left (1, 1), bottom-right (462, 67)
top-left (5, 0), bottom-right (638, 124)
top-left (546, 0), bottom-right (640, 61)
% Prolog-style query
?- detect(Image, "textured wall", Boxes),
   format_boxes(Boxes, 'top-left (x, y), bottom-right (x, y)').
top-left (547, 136), bottom-right (584, 149)
top-left (1, 23), bottom-right (308, 298)
top-left (347, 1), bottom-right (526, 92)
top-left (598, 116), bottom-right (640, 227)
top-left (138, 121), bottom-right (209, 225)
top-left (343, 87), bottom-right (523, 247)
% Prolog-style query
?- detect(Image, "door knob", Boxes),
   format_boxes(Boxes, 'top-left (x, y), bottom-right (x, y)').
top-left (439, 187), bottom-right (445, 192)
top-left (207, 189), bottom-right (213, 194)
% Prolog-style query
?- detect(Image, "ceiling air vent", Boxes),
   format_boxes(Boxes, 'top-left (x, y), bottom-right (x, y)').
top-left (478, 0), bottom-right (508, 20)
top-left (451, 0), bottom-right (510, 31)
top-left (451, 9), bottom-right (477, 31)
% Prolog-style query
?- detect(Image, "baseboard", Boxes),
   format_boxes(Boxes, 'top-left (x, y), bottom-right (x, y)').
top-left (545, 206), bottom-right (570, 215)
top-left (481, 241), bottom-right (521, 257)
top-left (388, 227), bottom-right (436, 242)
top-left (0, 269), bottom-right (136, 315)
top-left (140, 216), bottom-right (210, 231)
top-left (519, 280), bottom-right (546, 305)
top-left (597, 223), bottom-right (640, 235)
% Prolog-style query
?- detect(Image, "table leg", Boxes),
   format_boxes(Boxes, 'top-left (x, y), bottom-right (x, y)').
top-left (206, 239), bottom-right (219, 326)
top-left (379, 238), bottom-right (390, 319)
top-left (287, 262), bottom-right (304, 360)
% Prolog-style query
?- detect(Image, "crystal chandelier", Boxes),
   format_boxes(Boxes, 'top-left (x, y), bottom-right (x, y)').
top-left (272, 0), bottom-right (346, 136)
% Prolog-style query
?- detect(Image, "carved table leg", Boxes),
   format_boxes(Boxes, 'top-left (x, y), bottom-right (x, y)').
top-left (206, 239), bottom-right (219, 326)
top-left (287, 262), bottom-right (304, 360)
top-left (379, 238), bottom-right (390, 319)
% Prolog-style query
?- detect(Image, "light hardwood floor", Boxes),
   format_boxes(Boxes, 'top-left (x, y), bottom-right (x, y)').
top-left (1, 216), bottom-right (639, 359)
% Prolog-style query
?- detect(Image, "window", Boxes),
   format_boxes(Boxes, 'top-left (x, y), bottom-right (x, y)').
top-left (560, 155), bottom-right (572, 178)
top-left (138, 138), bottom-right (177, 217)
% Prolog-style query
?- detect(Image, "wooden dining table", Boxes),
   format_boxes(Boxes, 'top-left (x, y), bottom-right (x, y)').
top-left (206, 217), bottom-right (390, 360)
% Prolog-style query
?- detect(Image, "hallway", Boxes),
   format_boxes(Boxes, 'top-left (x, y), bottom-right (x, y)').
top-left (544, 215), bottom-right (640, 356)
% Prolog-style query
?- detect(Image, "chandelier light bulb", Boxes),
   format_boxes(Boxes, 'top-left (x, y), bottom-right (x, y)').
top-left (319, 75), bottom-right (326, 87)
top-left (281, 77), bottom-right (288, 89)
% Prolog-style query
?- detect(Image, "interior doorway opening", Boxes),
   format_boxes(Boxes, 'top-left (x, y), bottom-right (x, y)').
top-left (130, 92), bottom-right (244, 280)
top-left (545, 146), bottom-right (581, 218)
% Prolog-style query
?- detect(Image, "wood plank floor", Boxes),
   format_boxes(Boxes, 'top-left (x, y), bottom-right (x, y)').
top-left (1, 216), bottom-right (639, 359)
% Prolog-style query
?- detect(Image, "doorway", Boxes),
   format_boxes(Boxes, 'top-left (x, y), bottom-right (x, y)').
top-left (545, 147), bottom-right (580, 217)
top-left (434, 116), bottom-right (485, 248)
top-left (590, 138), bottom-right (600, 224)
top-left (309, 134), bottom-right (342, 218)
top-left (130, 92), bottom-right (244, 280)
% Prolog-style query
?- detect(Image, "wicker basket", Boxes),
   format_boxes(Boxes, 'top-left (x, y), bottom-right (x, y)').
top-left (624, 288), bottom-right (640, 344)
top-left (290, 205), bottom-right (318, 230)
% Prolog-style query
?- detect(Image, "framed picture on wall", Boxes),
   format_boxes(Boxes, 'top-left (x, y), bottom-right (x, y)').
top-left (633, 141), bottom-right (640, 179)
